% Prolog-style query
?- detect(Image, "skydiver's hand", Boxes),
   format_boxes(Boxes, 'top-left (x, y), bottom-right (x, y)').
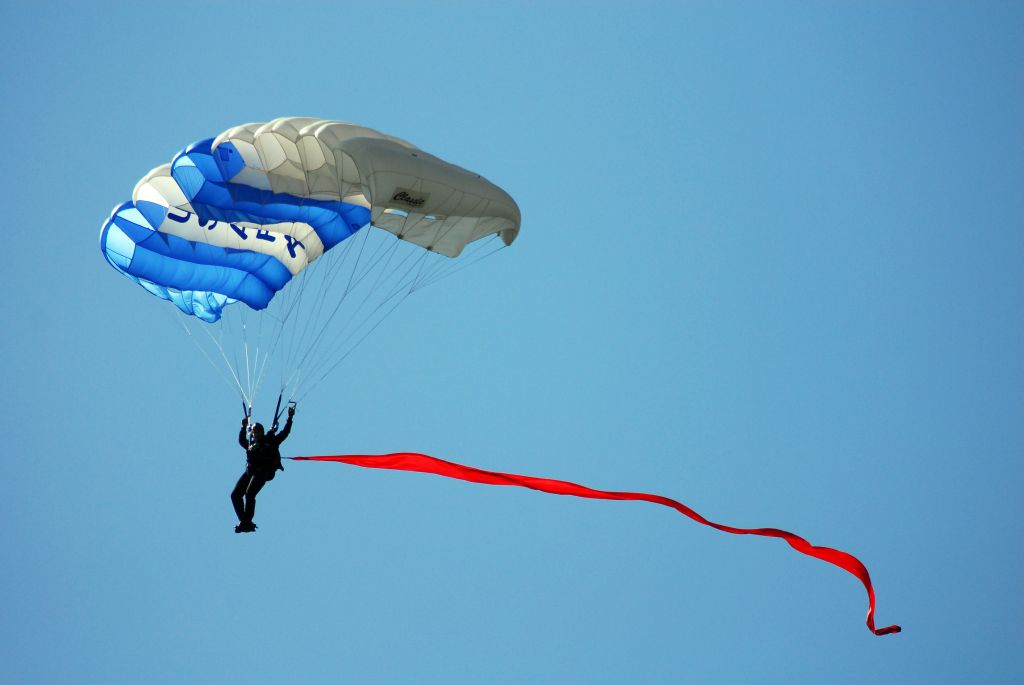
top-left (242, 416), bottom-right (249, 427)
top-left (288, 406), bottom-right (295, 417)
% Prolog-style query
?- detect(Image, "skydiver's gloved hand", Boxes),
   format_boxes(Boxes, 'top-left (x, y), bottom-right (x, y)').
top-left (242, 416), bottom-right (249, 427)
top-left (288, 405), bottom-right (296, 418)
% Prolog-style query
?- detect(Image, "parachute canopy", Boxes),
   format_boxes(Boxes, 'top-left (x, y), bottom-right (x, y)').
top-left (101, 118), bottom-right (520, 322)
top-left (100, 119), bottom-right (520, 406)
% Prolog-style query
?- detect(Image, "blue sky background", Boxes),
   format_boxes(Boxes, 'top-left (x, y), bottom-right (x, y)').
top-left (1, 1), bottom-right (1021, 682)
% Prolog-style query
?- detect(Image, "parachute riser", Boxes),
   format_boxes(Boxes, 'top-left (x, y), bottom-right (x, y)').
top-left (242, 397), bottom-right (254, 446)
top-left (271, 393), bottom-right (283, 432)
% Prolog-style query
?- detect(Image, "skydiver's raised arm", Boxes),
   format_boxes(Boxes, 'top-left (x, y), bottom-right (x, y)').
top-left (275, 417), bottom-right (292, 444)
top-left (275, 407), bottom-right (294, 445)
top-left (239, 417), bottom-right (249, 449)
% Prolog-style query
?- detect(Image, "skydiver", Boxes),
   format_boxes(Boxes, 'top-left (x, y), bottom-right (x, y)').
top-left (232, 404), bottom-right (295, 533)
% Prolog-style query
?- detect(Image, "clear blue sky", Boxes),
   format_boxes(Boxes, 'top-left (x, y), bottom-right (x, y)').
top-left (2, 1), bottom-right (1021, 682)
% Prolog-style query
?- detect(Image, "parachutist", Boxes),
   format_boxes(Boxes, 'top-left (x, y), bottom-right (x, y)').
top-left (232, 406), bottom-right (294, 533)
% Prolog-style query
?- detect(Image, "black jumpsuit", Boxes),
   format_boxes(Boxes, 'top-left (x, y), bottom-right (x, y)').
top-left (231, 416), bottom-right (292, 526)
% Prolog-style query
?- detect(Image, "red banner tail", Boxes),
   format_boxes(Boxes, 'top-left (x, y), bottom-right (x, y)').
top-left (289, 452), bottom-right (900, 636)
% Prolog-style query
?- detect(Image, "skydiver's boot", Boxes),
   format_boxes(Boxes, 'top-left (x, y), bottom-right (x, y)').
top-left (235, 521), bottom-right (257, 533)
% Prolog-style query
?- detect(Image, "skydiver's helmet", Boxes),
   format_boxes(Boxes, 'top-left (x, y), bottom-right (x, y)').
top-left (252, 423), bottom-right (265, 440)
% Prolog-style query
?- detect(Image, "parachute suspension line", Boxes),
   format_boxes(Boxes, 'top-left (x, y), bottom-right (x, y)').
top-left (250, 299), bottom-right (269, 405)
top-left (249, 297), bottom-right (299, 407)
top-left (417, 236), bottom-right (506, 291)
top-left (292, 232), bottom-right (364, 366)
top-left (250, 302), bottom-right (266, 403)
top-left (241, 305), bottom-right (254, 406)
top-left (289, 232), bottom-right (502, 402)
top-left (411, 235), bottom-right (486, 291)
top-left (289, 235), bottom-right (411, 384)
top-left (222, 235), bottom-right (297, 403)
top-left (241, 226), bottom-right (369, 406)
top-left (247, 309), bottom-right (260, 405)
top-left (280, 254), bottom-right (325, 377)
top-left (256, 343), bottom-right (270, 405)
top-left (293, 286), bottom-right (412, 402)
top-left (251, 297), bottom-right (290, 406)
top-left (278, 248), bottom-right (322, 382)
top-left (270, 240), bottom-right (339, 397)
top-left (273, 232), bottom-right (338, 387)
top-left (252, 351), bottom-right (274, 413)
top-left (167, 307), bottom-right (241, 398)
top-left (231, 310), bottom-right (258, 408)
top-left (180, 225), bottom-right (504, 408)
top-left (409, 195), bottom-right (494, 289)
top-left (225, 312), bottom-right (246, 403)
top-left (157, 235), bottom-right (504, 411)
top-left (247, 230), bottom-right (352, 404)
top-left (293, 248), bottom-right (430, 402)
top-left (308, 231), bottom-right (499, 391)
top-left (286, 238), bottom-right (409, 399)
top-left (283, 230), bottom-right (399, 390)
top-left (283, 227), bottom-right (369, 380)
top-left (171, 306), bottom-right (251, 406)
top-left (224, 319), bottom-right (251, 407)
top-left (408, 241), bottom-right (434, 290)
top-left (211, 317), bottom-right (253, 408)
top-left (219, 311), bottom-right (246, 403)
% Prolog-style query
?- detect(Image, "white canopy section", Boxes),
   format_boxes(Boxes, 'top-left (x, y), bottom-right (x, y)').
top-left (211, 117), bottom-right (520, 257)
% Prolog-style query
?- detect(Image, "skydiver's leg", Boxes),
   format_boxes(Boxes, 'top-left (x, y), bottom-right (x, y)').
top-left (242, 475), bottom-right (268, 525)
top-left (231, 472), bottom-right (250, 521)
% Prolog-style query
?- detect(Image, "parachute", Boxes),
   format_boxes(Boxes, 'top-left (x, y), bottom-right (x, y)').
top-left (100, 118), bottom-right (520, 405)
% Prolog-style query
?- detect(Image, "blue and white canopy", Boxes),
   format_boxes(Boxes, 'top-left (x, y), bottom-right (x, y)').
top-left (100, 118), bottom-right (521, 322)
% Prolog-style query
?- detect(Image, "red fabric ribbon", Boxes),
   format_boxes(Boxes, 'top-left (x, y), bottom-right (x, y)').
top-left (290, 452), bottom-right (900, 636)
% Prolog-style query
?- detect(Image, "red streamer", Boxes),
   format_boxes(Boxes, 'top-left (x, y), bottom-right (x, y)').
top-left (290, 452), bottom-right (900, 636)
